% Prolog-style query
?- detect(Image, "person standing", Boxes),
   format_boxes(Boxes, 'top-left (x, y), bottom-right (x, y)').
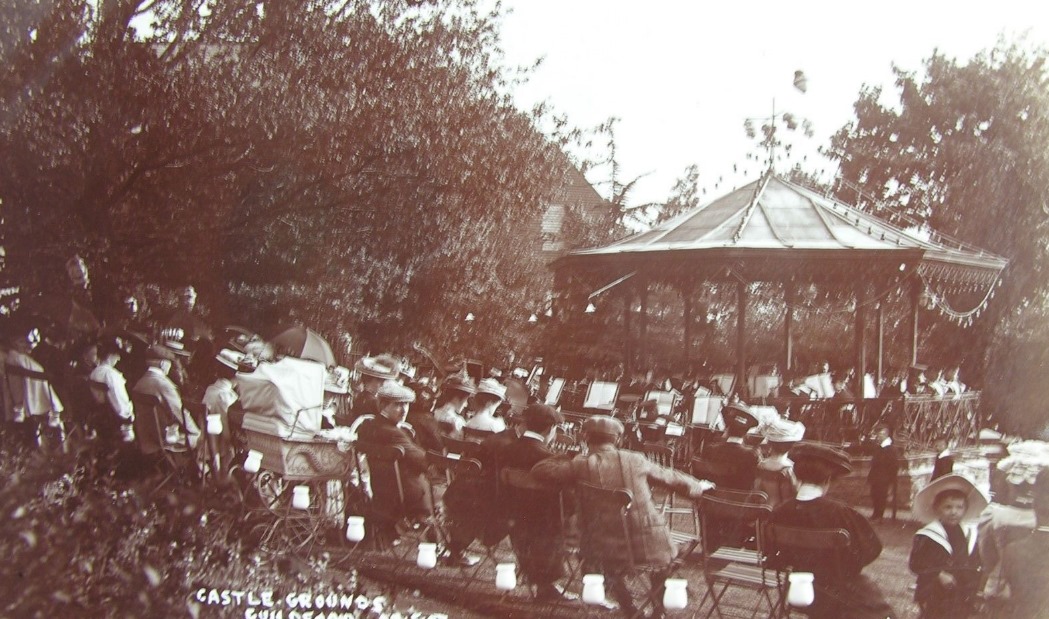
top-left (909, 474), bottom-right (986, 619)
top-left (868, 423), bottom-right (901, 521)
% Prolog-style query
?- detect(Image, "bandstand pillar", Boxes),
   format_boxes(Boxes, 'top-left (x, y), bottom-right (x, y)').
top-left (682, 285), bottom-right (693, 366)
top-left (784, 282), bottom-right (795, 373)
top-left (909, 280), bottom-right (921, 365)
top-left (736, 281), bottom-right (747, 397)
top-left (639, 281), bottom-right (649, 366)
top-left (854, 282), bottom-right (868, 399)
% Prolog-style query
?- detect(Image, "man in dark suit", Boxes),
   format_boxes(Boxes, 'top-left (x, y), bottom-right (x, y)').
top-left (867, 423), bottom-right (900, 521)
top-left (501, 404), bottom-right (572, 601)
top-left (695, 401), bottom-right (760, 491)
top-left (132, 346), bottom-right (199, 451)
top-left (355, 381), bottom-right (432, 543)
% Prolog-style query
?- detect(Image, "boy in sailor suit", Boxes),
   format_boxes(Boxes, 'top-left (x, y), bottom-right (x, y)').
top-left (909, 474), bottom-right (987, 618)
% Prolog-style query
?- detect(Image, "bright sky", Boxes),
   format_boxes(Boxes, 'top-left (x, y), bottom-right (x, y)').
top-left (497, 0), bottom-right (1049, 208)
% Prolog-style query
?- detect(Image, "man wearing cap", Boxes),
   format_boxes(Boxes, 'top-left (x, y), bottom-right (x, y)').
top-left (350, 354), bottom-right (401, 423)
top-left (694, 401), bottom-right (761, 491)
top-left (133, 346), bottom-right (200, 450)
top-left (532, 415), bottom-right (714, 616)
top-left (355, 381), bottom-right (432, 543)
top-left (464, 378), bottom-right (507, 434)
top-left (431, 374), bottom-right (475, 439)
top-left (768, 443), bottom-right (895, 619)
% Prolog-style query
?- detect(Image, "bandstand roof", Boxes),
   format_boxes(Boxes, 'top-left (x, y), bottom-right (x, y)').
top-left (558, 174), bottom-right (1007, 286)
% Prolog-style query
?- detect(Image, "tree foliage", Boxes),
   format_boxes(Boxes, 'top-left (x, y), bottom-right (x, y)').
top-left (0, 0), bottom-right (571, 362)
top-left (828, 40), bottom-right (1049, 433)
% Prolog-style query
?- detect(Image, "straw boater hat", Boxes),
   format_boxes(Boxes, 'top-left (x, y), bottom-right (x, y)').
top-left (162, 338), bottom-right (192, 358)
top-left (215, 348), bottom-right (248, 371)
top-left (582, 415), bottom-right (625, 439)
top-left (324, 365), bottom-right (351, 394)
top-left (475, 378), bottom-right (507, 401)
top-left (355, 355), bottom-right (400, 380)
top-left (761, 417), bottom-right (806, 443)
top-left (912, 473), bottom-right (988, 522)
top-left (376, 381), bottom-right (416, 404)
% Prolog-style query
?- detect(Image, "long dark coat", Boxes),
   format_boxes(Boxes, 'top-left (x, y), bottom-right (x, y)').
top-left (531, 444), bottom-right (707, 567)
top-left (769, 496), bottom-right (895, 619)
top-left (356, 415), bottom-right (432, 522)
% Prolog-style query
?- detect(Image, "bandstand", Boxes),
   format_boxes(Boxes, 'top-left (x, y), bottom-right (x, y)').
top-left (551, 173), bottom-right (1007, 449)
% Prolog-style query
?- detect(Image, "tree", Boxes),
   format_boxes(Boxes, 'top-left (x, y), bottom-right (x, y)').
top-left (0, 0), bottom-right (571, 363)
top-left (828, 40), bottom-right (1049, 433)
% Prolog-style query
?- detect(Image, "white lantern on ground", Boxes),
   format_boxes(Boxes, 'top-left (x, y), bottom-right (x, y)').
top-left (292, 485), bottom-right (310, 510)
top-left (787, 572), bottom-right (815, 607)
top-left (206, 414), bottom-right (223, 435)
top-left (416, 543), bottom-right (438, 569)
top-left (244, 450), bottom-right (263, 474)
top-left (495, 563), bottom-right (516, 591)
top-left (663, 578), bottom-right (688, 610)
top-left (582, 574), bottom-right (606, 605)
top-left (345, 516), bottom-right (365, 542)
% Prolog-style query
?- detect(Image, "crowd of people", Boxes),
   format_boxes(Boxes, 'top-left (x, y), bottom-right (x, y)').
top-left (2, 256), bottom-right (1046, 619)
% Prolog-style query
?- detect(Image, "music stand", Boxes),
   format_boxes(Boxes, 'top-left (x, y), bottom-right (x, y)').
top-left (643, 390), bottom-right (677, 416)
top-left (692, 394), bottom-right (727, 430)
top-left (583, 381), bottom-right (619, 412)
top-left (544, 377), bottom-right (565, 406)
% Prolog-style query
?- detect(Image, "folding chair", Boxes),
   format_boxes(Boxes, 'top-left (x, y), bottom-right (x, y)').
top-left (640, 443), bottom-right (685, 528)
top-left (550, 429), bottom-right (580, 455)
top-left (353, 442), bottom-right (435, 565)
top-left (441, 435), bottom-right (485, 460)
top-left (500, 467), bottom-right (574, 604)
top-left (426, 451), bottom-right (503, 589)
top-left (697, 494), bottom-right (777, 619)
top-left (763, 525), bottom-right (851, 619)
top-left (130, 392), bottom-right (193, 488)
top-left (575, 481), bottom-right (677, 618)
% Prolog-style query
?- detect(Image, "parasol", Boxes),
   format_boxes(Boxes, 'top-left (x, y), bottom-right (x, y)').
top-left (269, 325), bottom-right (336, 366)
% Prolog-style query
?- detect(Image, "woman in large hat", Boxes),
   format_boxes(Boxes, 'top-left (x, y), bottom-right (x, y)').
top-left (464, 378), bottom-right (507, 434)
top-left (768, 444), bottom-right (896, 619)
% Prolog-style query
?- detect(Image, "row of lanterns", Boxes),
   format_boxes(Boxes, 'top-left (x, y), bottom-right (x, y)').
top-left (240, 454), bottom-right (816, 611)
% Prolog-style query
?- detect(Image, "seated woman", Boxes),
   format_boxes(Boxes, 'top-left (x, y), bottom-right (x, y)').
top-left (768, 443), bottom-right (896, 619)
top-left (754, 417), bottom-right (805, 508)
top-left (464, 378), bottom-right (507, 434)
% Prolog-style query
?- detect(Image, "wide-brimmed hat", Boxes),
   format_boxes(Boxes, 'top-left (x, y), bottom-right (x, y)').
top-left (789, 443), bottom-right (853, 478)
top-left (376, 381), bottom-right (416, 404)
top-left (475, 378), bottom-right (506, 401)
top-left (324, 365), bottom-right (351, 394)
top-left (912, 473), bottom-right (988, 522)
top-left (162, 338), bottom-right (191, 357)
top-left (146, 345), bottom-right (176, 362)
top-left (761, 417), bottom-right (806, 443)
top-left (582, 415), bottom-right (625, 438)
top-left (442, 374), bottom-right (476, 395)
top-left (356, 355), bottom-right (400, 380)
top-left (723, 402), bottom-right (760, 432)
